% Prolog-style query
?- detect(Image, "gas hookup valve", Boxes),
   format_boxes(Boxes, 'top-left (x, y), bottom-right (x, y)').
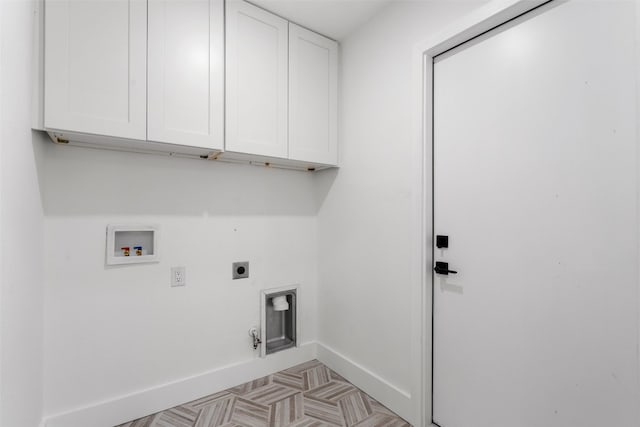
top-left (248, 327), bottom-right (262, 350)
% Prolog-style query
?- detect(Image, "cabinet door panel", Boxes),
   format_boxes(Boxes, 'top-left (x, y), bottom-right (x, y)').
top-left (226, 0), bottom-right (288, 158)
top-left (44, 0), bottom-right (146, 140)
top-left (148, 0), bottom-right (223, 149)
top-left (289, 24), bottom-right (338, 165)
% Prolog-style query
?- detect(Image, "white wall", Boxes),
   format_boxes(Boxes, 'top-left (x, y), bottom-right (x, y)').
top-left (35, 1), bottom-right (491, 423)
top-left (0, 1), bottom-right (46, 426)
top-left (41, 144), bottom-right (319, 418)
top-left (316, 1), bottom-right (487, 424)
top-left (636, 0), bottom-right (640, 402)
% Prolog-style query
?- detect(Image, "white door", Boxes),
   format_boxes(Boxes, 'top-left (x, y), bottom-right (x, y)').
top-left (433, 1), bottom-right (638, 427)
top-left (44, 0), bottom-right (146, 140)
top-left (289, 24), bottom-right (338, 166)
top-left (225, 0), bottom-right (288, 158)
top-left (147, 0), bottom-right (224, 150)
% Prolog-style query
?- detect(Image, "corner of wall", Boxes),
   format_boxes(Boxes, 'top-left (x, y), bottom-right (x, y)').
top-left (315, 342), bottom-right (414, 424)
top-left (0, 0), bottom-right (46, 426)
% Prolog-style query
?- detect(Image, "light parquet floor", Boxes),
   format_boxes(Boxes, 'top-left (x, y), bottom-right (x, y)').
top-left (116, 360), bottom-right (411, 427)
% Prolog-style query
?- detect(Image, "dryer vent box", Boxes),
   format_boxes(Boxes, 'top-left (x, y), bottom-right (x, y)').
top-left (261, 286), bottom-right (298, 357)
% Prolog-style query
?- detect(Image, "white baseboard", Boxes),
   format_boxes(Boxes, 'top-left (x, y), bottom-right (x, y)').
top-left (42, 342), bottom-right (415, 427)
top-left (316, 342), bottom-right (414, 424)
top-left (42, 343), bottom-right (317, 427)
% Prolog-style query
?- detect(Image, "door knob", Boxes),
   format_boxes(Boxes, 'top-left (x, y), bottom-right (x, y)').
top-left (434, 261), bottom-right (457, 275)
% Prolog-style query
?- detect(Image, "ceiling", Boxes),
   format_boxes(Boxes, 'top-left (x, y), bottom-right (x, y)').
top-left (249, 0), bottom-right (394, 40)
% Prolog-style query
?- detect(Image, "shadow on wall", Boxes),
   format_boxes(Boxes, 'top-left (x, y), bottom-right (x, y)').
top-left (35, 134), bottom-right (339, 217)
top-left (314, 166), bottom-right (339, 210)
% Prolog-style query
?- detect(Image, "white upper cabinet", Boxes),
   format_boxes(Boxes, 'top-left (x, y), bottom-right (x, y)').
top-left (147, 0), bottom-right (224, 149)
top-left (288, 24), bottom-right (338, 166)
top-left (44, 0), bottom-right (147, 140)
top-left (224, 3), bottom-right (338, 167)
top-left (40, 0), bottom-right (338, 167)
top-left (225, 1), bottom-right (288, 158)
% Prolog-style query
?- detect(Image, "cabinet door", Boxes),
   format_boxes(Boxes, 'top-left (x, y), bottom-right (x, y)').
top-left (148, 0), bottom-right (223, 149)
top-left (225, 1), bottom-right (288, 158)
top-left (44, 0), bottom-right (146, 140)
top-left (288, 24), bottom-right (338, 165)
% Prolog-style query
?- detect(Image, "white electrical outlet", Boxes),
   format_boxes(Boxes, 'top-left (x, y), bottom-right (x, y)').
top-left (171, 266), bottom-right (186, 287)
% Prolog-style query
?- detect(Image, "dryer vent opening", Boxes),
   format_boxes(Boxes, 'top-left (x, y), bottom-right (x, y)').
top-left (262, 287), bottom-right (297, 356)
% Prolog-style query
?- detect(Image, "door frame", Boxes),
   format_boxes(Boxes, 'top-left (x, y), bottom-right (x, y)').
top-left (412, 1), bottom-right (553, 425)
